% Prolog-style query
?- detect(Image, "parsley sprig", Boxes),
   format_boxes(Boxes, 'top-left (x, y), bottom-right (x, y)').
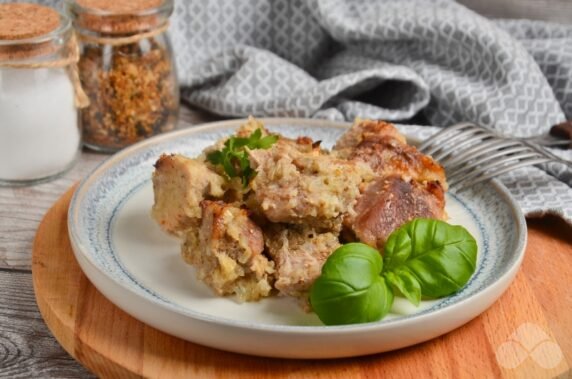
top-left (207, 128), bottom-right (278, 186)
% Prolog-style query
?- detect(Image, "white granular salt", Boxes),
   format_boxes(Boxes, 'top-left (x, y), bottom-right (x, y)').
top-left (0, 67), bottom-right (80, 182)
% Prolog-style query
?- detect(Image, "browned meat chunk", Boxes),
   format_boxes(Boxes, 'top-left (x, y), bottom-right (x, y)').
top-left (151, 154), bottom-right (226, 235)
top-left (264, 224), bottom-right (340, 298)
top-left (249, 138), bottom-right (373, 230)
top-left (335, 118), bottom-right (407, 154)
top-left (347, 177), bottom-right (446, 249)
top-left (335, 119), bottom-right (447, 188)
top-left (181, 201), bottom-right (274, 301)
top-left (334, 120), bottom-right (448, 248)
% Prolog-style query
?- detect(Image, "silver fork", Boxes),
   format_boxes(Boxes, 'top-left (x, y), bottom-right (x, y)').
top-left (418, 122), bottom-right (572, 191)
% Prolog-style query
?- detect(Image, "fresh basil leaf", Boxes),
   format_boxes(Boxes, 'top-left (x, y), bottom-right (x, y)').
top-left (378, 276), bottom-right (394, 321)
top-left (320, 243), bottom-right (382, 283)
top-left (310, 243), bottom-right (394, 325)
top-left (383, 218), bottom-right (477, 299)
top-left (384, 269), bottom-right (421, 306)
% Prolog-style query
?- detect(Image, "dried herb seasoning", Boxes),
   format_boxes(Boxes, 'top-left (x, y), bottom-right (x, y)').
top-left (79, 38), bottom-right (178, 151)
top-left (71, 0), bottom-right (178, 152)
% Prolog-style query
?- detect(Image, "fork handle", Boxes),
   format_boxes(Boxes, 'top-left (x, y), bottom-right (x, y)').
top-left (550, 121), bottom-right (572, 149)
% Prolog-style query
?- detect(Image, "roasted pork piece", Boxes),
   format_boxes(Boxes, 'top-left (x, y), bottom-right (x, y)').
top-left (248, 138), bottom-right (373, 230)
top-left (151, 154), bottom-right (226, 235)
top-left (347, 176), bottom-right (446, 248)
top-left (181, 200), bottom-right (274, 301)
top-left (336, 120), bottom-right (447, 249)
top-left (264, 224), bottom-right (340, 298)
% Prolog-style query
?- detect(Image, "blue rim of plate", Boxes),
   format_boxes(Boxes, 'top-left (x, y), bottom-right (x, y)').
top-left (68, 118), bottom-right (527, 334)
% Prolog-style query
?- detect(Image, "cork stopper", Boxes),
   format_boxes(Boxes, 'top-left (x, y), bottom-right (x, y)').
top-left (72, 0), bottom-right (168, 35)
top-left (0, 3), bottom-right (63, 60)
top-left (0, 3), bottom-right (60, 40)
top-left (76, 0), bottom-right (163, 14)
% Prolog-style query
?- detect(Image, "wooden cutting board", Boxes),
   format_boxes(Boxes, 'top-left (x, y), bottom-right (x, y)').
top-left (32, 186), bottom-right (572, 378)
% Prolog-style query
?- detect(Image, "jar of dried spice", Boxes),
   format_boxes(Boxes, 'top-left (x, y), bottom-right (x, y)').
top-left (0, 3), bottom-right (88, 185)
top-left (69, 0), bottom-right (179, 152)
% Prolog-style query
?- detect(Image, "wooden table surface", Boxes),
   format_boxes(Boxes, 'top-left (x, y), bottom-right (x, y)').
top-left (1, 105), bottom-right (571, 377)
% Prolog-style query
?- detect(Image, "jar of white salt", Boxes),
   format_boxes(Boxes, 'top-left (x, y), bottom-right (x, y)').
top-left (0, 3), bottom-right (89, 185)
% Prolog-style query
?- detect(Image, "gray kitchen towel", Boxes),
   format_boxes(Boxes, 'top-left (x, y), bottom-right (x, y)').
top-left (21, 0), bottom-right (572, 224)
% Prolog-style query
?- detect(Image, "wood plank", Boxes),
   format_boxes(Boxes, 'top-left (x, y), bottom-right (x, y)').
top-left (0, 269), bottom-right (94, 378)
top-left (525, 217), bottom-right (572, 366)
top-left (32, 186), bottom-right (572, 378)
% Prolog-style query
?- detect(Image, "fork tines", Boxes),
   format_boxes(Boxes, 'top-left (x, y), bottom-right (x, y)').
top-left (419, 122), bottom-right (569, 191)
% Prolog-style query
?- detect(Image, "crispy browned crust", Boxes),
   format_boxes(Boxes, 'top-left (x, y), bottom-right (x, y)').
top-left (335, 119), bottom-right (447, 189)
top-left (334, 119), bottom-right (406, 154)
top-left (349, 137), bottom-right (447, 187)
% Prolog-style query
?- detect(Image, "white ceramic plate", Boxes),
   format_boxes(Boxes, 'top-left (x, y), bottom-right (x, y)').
top-left (68, 118), bottom-right (527, 359)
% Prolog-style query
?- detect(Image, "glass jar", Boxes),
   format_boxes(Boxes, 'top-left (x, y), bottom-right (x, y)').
top-left (0, 3), bottom-right (82, 185)
top-left (69, 0), bottom-right (179, 153)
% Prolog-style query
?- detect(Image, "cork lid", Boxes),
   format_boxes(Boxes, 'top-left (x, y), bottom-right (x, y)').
top-left (72, 0), bottom-right (170, 35)
top-left (0, 3), bottom-right (65, 61)
top-left (75, 0), bottom-right (163, 14)
top-left (0, 3), bottom-right (60, 40)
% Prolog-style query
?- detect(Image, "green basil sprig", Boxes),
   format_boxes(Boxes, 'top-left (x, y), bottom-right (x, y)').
top-left (310, 219), bottom-right (477, 325)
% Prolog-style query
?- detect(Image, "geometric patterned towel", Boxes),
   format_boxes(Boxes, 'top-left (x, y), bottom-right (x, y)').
top-left (31, 0), bottom-right (572, 225)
